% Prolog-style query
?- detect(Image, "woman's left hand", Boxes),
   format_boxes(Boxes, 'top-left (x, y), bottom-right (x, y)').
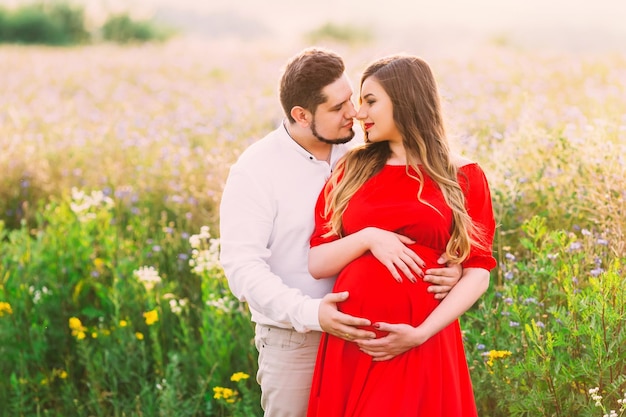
top-left (354, 322), bottom-right (427, 361)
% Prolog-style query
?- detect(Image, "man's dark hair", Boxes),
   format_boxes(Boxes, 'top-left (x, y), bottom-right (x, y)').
top-left (279, 47), bottom-right (345, 123)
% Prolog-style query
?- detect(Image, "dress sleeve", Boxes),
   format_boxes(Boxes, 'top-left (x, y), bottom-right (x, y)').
top-left (310, 181), bottom-right (341, 248)
top-left (458, 163), bottom-right (497, 271)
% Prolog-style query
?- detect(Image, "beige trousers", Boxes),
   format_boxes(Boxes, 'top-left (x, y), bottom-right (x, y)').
top-left (254, 324), bottom-right (322, 417)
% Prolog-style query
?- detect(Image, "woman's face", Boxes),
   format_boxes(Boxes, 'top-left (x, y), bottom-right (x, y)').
top-left (356, 76), bottom-right (402, 144)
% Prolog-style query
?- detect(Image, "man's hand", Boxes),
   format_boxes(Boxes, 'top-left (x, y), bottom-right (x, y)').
top-left (319, 292), bottom-right (376, 341)
top-left (365, 228), bottom-right (425, 283)
top-left (424, 255), bottom-right (462, 300)
top-left (355, 322), bottom-right (427, 361)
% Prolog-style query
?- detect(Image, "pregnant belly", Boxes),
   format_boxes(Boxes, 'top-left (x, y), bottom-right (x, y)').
top-left (334, 244), bottom-right (443, 335)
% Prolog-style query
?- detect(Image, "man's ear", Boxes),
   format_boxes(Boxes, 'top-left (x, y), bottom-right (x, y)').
top-left (290, 106), bottom-right (312, 127)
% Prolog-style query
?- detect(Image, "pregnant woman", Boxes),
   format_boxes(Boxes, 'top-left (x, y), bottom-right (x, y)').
top-left (306, 54), bottom-right (497, 417)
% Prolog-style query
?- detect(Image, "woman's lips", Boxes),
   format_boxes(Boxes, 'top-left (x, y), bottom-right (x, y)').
top-left (364, 123), bottom-right (374, 131)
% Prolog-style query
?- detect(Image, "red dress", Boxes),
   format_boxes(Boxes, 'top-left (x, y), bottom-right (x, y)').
top-left (307, 163), bottom-right (497, 417)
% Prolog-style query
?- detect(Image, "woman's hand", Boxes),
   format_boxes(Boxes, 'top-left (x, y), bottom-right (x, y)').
top-left (363, 227), bottom-right (425, 283)
top-left (354, 322), bottom-right (429, 361)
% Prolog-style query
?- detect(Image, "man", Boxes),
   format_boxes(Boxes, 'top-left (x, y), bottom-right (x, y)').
top-left (219, 47), bottom-right (461, 417)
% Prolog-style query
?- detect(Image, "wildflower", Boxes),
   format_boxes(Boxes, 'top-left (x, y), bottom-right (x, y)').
top-left (70, 187), bottom-right (114, 221)
top-left (486, 350), bottom-right (512, 367)
top-left (590, 268), bottom-right (604, 277)
top-left (91, 332), bottom-right (98, 339)
top-left (535, 321), bottom-right (545, 328)
top-left (590, 387), bottom-right (603, 407)
top-left (476, 344), bottom-right (486, 350)
top-left (93, 258), bottom-right (105, 273)
top-left (213, 386), bottom-right (238, 403)
top-left (505, 253), bottom-right (516, 261)
top-left (568, 241), bottom-right (583, 251)
top-left (0, 301), bottom-right (13, 316)
top-left (134, 266), bottom-right (162, 291)
top-left (188, 226), bottom-right (221, 275)
top-left (135, 332), bottom-right (144, 340)
top-left (504, 271), bottom-right (514, 280)
top-left (509, 321), bottom-right (520, 327)
top-left (168, 298), bottom-right (187, 315)
top-left (143, 309), bottom-right (159, 326)
top-left (59, 370), bottom-right (68, 379)
top-left (231, 372), bottom-right (250, 382)
top-left (597, 238), bottom-right (608, 245)
top-left (206, 295), bottom-right (237, 314)
top-left (119, 320), bottom-right (128, 327)
top-left (69, 317), bottom-right (87, 340)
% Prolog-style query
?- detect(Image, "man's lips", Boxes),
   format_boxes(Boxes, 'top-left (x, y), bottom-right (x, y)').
top-left (364, 123), bottom-right (374, 131)
top-left (343, 121), bottom-right (354, 129)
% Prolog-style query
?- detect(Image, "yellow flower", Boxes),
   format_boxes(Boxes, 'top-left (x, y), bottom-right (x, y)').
top-left (0, 301), bottom-right (13, 316)
top-left (91, 332), bottom-right (98, 339)
top-left (213, 386), bottom-right (238, 401)
top-left (486, 350), bottom-right (512, 367)
top-left (230, 372), bottom-right (250, 382)
top-left (52, 369), bottom-right (68, 380)
top-left (143, 309), bottom-right (159, 326)
top-left (69, 317), bottom-right (84, 331)
top-left (69, 317), bottom-right (88, 340)
top-left (119, 320), bottom-right (128, 327)
top-left (93, 258), bottom-right (105, 273)
top-left (135, 332), bottom-right (144, 340)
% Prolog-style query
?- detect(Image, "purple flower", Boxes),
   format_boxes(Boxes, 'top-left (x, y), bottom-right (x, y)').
top-left (568, 242), bottom-right (582, 251)
top-left (590, 268), bottom-right (604, 277)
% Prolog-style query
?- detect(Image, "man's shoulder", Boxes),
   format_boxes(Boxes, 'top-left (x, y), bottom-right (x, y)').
top-left (235, 127), bottom-right (284, 164)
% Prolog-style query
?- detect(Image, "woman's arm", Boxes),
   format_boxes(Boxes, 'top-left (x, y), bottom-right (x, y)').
top-left (309, 226), bottom-right (425, 283)
top-left (355, 267), bottom-right (490, 361)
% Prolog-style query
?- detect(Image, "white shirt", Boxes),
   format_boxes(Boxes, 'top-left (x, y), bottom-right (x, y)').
top-left (219, 124), bottom-right (353, 332)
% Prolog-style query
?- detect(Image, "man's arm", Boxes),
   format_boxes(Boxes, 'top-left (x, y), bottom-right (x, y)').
top-left (219, 165), bottom-right (320, 331)
top-left (220, 163), bottom-right (374, 339)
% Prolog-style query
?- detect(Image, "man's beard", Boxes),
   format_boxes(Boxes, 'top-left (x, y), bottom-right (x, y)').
top-left (311, 118), bottom-right (355, 145)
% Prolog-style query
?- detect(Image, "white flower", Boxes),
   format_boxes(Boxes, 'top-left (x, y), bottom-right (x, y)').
top-left (134, 266), bottom-right (162, 290)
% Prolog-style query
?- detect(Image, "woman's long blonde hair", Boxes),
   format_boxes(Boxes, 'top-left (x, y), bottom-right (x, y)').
top-left (323, 55), bottom-right (476, 264)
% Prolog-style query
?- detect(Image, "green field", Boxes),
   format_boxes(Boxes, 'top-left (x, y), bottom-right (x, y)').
top-left (1, 37), bottom-right (625, 416)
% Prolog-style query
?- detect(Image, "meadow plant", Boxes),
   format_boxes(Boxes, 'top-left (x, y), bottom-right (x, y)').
top-left (0, 189), bottom-right (259, 416)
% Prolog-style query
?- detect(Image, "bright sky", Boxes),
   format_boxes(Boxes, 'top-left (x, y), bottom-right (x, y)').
top-left (158, 0), bottom-right (626, 51)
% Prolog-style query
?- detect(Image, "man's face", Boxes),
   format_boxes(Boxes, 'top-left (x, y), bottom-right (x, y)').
top-left (310, 74), bottom-right (357, 144)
